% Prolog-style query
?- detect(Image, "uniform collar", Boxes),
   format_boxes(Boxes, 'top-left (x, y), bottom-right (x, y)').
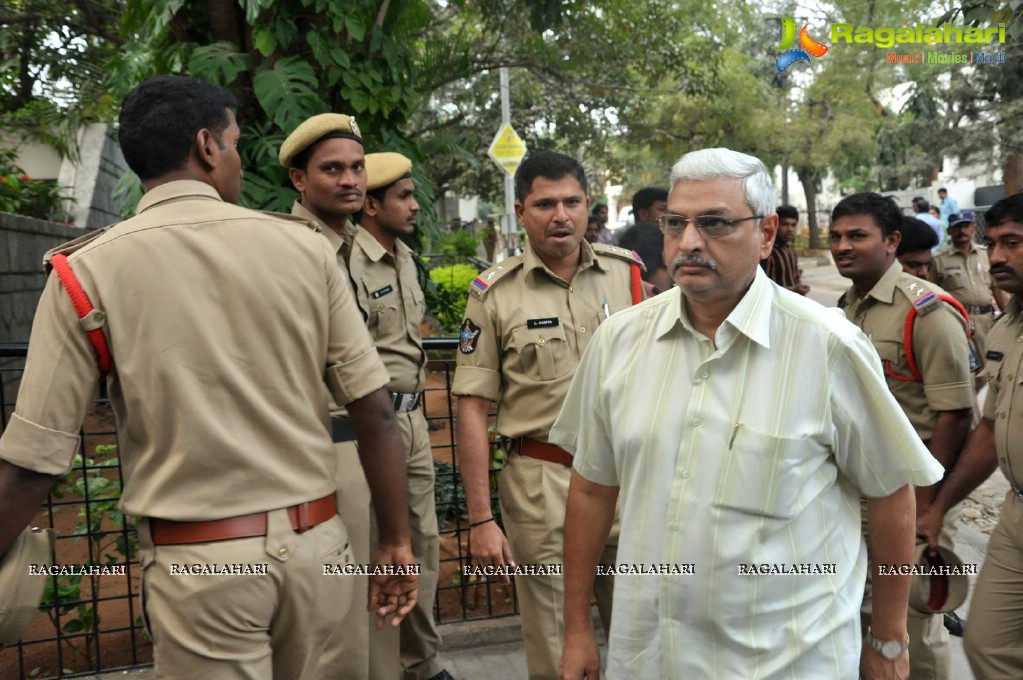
top-left (290, 200), bottom-right (348, 255)
top-left (137, 180), bottom-right (222, 213)
top-left (944, 243), bottom-right (979, 257)
top-left (852, 260), bottom-right (903, 305)
top-left (656, 266), bottom-right (772, 350)
top-left (354, 226), bottom-right (390, 262)
top-left (522, 238), bottom-right (602, 278)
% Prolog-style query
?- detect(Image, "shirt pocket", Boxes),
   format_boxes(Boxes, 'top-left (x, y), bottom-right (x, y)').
top-left (511, 323), bottom-right (570, 382)
top-left (368, 299), bottom-right (401, 336)
top-left (939, 271), bottom-right (968, 293)
top-left (714, 427), bottom-right (827, 520)
top-left (874, 339), bottom-right (914, 382)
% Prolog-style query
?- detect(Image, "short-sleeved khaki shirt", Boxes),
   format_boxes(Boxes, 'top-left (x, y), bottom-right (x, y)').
top-left (981, 297), bottom-right (1023, 487)
top-left (839, 261), bottom-right (974, 440)
top-left (932, 244), bottom-right (996, 308)
top-left (290, 200), bottom-right (355, 267)
top-left (348, 227), bottom-right (426, 393)
top-left (0, 180), bottom-right (390, 520)
top-left (452, 241), bottom-right (639, 441)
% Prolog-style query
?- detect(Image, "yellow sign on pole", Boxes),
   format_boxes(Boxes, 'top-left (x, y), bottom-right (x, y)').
top-left (488, 123), bottom-right (527, 176)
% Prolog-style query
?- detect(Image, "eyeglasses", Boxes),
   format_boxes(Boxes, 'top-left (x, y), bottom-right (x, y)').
top-left (656, 214), bottom-right (763, 239)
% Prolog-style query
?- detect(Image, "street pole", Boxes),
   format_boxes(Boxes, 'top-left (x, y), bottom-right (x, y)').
top-left (500, 67), bottom-right (516, 258)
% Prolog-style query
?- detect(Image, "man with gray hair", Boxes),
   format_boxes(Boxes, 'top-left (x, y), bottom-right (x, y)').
top-left (552, 147), bottom-right (943, 679)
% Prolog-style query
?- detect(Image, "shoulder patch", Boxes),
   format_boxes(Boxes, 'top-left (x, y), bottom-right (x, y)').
top-left (592, 243), bottom-right (645, 269)
top-left (459, 318), bottom-right (482, 354)
top-left (259, 210), bottom-right (322, 232)
top-left (43, 227), bottom-right (110, 272)
top-left (468, 259), bottom-right (523, 300)
top-left (895, 278), bottom-right (940, 311)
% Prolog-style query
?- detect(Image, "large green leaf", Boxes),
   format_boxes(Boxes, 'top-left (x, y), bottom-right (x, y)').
top-left (252, 57), bottom-right (326, 132)
top-left (188, 42), bottom-right (253, 85)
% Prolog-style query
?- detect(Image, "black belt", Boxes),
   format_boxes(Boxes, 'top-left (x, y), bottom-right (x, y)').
top-left (331, 416), bottom-right (356, 443)
top-left (392, 391), bottom-right (422, 413)
top-left (965, 304), bottom-right (994, 315)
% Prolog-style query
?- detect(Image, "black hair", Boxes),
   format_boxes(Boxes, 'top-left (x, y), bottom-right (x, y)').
top-left (986, 193), bottom-right (1023, 228)
top-left (912, 196), bottom-right (930, 212)
top-left (514, 151), bottom-right (588, 203)
top-left (938, 187), bottom-right (948, 194)
top-left (896, 216), bottom-right (939, 256)
top-left (118, 75), bottom-right (237, 181)
top-left (632, 187), bottom-right (668, 212)
top-left (617, 223), bottom-right (666, 281)
top-left (776, 204), bottom-right (799, 221)
top-left (831, 192), bottom-right (902, 237)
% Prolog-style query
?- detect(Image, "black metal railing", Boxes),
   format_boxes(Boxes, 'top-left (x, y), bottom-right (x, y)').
top-left (0, 338), bottom-right (516, 679)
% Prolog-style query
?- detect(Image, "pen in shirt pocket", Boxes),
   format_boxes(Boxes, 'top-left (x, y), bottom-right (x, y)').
top-left (602, 301), bottom-right (610, 319)
top-left (729, 422), bottom-right (742, 449)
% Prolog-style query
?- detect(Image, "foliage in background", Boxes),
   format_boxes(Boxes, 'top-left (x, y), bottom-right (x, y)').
top-left (426, 262), bottom-right (479, 334)
top-left (0, 148), bottom-right (71, 221)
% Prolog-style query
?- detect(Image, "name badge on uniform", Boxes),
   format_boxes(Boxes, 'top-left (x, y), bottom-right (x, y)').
top-left (527, 317), bottom-right (560, 329)
top-left (987, 350), bottom-right (1004, 361)
top-left (371, 285), bottom-right (394, 299)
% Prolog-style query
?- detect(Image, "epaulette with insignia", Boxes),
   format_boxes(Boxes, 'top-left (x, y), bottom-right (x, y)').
top-left (259, 210), bottom-right (322, 232)
top-left (469, 258), bottom-right (523, 300)
top-left (43, 227), bottom-right (110, 273)
top-left (592, 243), bottom-right (646, 272)
top-left (897, 278), bottom-right (942, 317)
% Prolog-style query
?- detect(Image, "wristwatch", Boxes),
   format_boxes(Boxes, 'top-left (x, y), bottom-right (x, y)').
top-left (866, 627), bottom-right (910, 660)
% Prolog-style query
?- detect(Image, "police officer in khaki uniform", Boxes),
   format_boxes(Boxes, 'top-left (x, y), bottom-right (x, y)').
top-left (279, 113), bottom-right (391, 680)
top-left (0, 76), bottom-right (417, 679)
top-left (831, 192), bottom-right (974, 680)
top-left (453, 150), bottom-right (643, 680)
top-left (931, 210), bottom-right (1010, 373)
top-left (918, 193), bottom-right (1023, 680)
top-left (352, 152), bottom-right (452, 680)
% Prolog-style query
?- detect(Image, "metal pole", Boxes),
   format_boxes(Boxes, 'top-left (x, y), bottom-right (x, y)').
top-left (500, 67), bottom-right (516, 258)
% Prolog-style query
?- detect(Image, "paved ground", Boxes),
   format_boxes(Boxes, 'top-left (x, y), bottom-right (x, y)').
top-left (83, 256), bottom-right (1003, 680)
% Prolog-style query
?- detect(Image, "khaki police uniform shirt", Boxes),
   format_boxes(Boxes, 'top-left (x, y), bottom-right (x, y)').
top-left (932, 244), bottom-right (996, 307)
top-left (840, 261), bottom-right (974, 441)
top-left (0, 180), bottom-right (389, 520)
top-left (982, 296), bottom-right (1023, 488)
top-left (451, 241), bottom-right (640, 441)
top-left (348, 227), bottom-right (426, 394)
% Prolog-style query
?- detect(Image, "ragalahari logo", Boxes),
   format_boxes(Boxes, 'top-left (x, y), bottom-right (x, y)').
top-left (775, 18), bottom-right (829, 72)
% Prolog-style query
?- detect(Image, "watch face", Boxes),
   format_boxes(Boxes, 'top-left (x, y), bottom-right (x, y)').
top-left (880, 639), bottom-right (904, 659)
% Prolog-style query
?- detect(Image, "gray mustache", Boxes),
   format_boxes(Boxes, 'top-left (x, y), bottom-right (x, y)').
top-left (671, 255), bottom-right (718, 271)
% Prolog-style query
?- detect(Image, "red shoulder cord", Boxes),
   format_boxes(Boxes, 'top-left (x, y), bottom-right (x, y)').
top-left (50, 253), bottom-right (112, 379)
top-left (887, 294), bottom-right (972, 383)
top-left (630, 262), bottom-right (643, 305)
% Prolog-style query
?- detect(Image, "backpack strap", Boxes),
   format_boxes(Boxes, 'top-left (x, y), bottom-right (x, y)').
top-left (50, 253), bottom-right (112, 380)
top-left (892, 293), bottom-right (972, 383)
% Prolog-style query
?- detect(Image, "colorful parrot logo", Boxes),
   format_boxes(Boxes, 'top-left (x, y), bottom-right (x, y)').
top-left (775, 18), bottom-right (829, 72)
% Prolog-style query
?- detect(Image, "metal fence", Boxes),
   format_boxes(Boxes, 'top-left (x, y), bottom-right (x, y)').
top-left (0, 338), bottom-right (516, 679)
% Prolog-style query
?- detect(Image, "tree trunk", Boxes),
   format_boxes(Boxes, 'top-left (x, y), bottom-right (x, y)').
top-left (797, 167), bottom-right (822, 249)
top-left (1004, 152), bottom-right (1023, 196)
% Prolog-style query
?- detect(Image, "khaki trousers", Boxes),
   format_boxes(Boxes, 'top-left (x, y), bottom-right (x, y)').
top-left (139, 512), bottom-right (354, 680)
top-left (965, 492), bottom-right (1023, 679)
top-left (397, 410), bottom-right (444, 680)
top-left (319, 442), bottom-right (373, 679)
top-left (367, 409), bottom-right (444, 680)
top-left (499, 454), bottom-right (617, 680)
top-left (861, 503), bottom-right (959, 679)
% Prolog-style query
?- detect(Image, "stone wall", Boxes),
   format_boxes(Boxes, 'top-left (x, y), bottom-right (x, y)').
top-left (1, 213), bottom-right (82, 343)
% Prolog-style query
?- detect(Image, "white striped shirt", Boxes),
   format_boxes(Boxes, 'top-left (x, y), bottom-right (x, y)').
top-left (551, 267), bottom-right (943, 679)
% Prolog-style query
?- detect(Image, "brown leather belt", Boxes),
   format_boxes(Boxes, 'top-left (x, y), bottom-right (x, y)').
top-left (515, 437), bottom-right (573, 467)
top-left (150, 494), bottom-right (337, 546)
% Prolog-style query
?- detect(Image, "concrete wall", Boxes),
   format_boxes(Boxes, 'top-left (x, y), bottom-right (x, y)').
top-left (1, 213), bottom-right (82, 343)
top-left (57, 123), bottom-right (129, 228)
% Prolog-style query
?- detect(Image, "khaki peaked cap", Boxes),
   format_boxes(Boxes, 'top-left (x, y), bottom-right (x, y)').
top-left (365, 152), bottom-right (413, 192)
top-left (278, 113), bottom-right (361, 167)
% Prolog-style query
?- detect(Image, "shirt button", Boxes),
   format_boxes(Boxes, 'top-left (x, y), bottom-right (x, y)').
top-left (669, 522), bottom-right (681, 532)
top-left (538, 338), bottom-right (546, 346)
top-left (701, 370), bottom-right (709, 379)
top-left (569, 286), bottom-right (575, 293)
top-left (579, 326), bottom-right (587, 333)
top-left (690, 417), bottom-right (700, 427)
top-left (278, 547), bottom-right (289, 559)
top-left (681, 470), bottom-right (691, 478)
